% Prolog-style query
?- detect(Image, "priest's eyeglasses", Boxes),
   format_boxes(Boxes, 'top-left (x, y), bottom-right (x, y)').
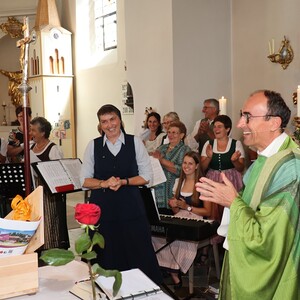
top-left (240, 111), bottom-right (277, 124)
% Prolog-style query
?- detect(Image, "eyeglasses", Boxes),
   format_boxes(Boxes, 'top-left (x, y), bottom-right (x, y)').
top-left (162, 121), bottom-right (171, 125)
top-left (203, 106), bottom-right (214, 110)
top-left (240, 111), bottom-right (277, 124)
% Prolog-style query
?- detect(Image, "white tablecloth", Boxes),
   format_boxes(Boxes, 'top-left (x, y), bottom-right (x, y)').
top-left (13, 260), bottom-right (89, 300)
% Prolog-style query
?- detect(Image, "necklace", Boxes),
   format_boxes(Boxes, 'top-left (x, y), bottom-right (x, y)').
top-left (34, 140), bottom-right (49, 151)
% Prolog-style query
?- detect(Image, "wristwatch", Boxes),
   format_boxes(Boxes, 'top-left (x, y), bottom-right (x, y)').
top-left (187, 206), bottom-right (192, 212)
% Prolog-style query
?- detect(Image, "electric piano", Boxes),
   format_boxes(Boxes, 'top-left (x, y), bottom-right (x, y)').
top-left (139, 187), bottom-right (219, 242)
top-left (151, 214), bottom-right (219, 242)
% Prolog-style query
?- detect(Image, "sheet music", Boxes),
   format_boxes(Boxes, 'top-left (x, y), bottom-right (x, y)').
top-left (149, 157), bottom-right (166, 187)
top-left (34, 159), bottom-right (82, 193)
top-left (60, 159), bottom-right (82, 190)
top-left (96, 268), bottom-right (172, 300)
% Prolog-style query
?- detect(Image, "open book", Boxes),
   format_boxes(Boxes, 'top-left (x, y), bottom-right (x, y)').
top-left (96, 268), bottom-right (172, 299)
top-left (32, 158), bottom-right (82, 194)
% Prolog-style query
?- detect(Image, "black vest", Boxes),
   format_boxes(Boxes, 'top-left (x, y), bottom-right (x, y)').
top-left (89, 134), bottom-right (146, 222)
top-left (209, 139), bottom-right (237, 171)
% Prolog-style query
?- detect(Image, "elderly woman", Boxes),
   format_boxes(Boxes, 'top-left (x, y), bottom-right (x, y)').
top-left (30, 117), bottom-right (63, 162)
top-left (152, 120), bottom-right (190, 209)
top-left (29, 117), bottom-right (67, 250)
top-left (160, 111), bottom-right (180, 145)
top-left (80, 104), bottom-right (162, 285)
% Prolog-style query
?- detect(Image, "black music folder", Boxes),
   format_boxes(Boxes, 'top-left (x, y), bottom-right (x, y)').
top-left (139, 187), bottom-right (160, 223)
top-left (31, 158), bottom-right (82, 194)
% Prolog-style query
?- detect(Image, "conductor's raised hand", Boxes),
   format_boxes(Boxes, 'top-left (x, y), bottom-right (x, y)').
top-left (195, 173), bottom-right (238, 208)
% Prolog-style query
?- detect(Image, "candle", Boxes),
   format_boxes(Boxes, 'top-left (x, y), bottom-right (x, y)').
top-left (268, 41), bottom-right (272, 55)
top-left (219, 96), bottom-right (227, 115)
top-left (272, 38), bottom-right (275, 54)
top-left (297, 85), bottom-right (300, 117)
top-left (2, 101), bottom-right (5, 106)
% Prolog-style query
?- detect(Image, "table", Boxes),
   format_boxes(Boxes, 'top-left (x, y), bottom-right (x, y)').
top-left (12, 261), bottom-right (173, 300)
top-left (13, 260), bottom-right (89, 300)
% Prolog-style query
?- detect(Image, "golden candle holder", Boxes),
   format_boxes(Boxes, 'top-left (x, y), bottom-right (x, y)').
top-left (2, 103), bottom-right (7, 126)
top-left (267, 36), bottom-right (293, 70)
top-left (293, 116), bottom-right (300, 144)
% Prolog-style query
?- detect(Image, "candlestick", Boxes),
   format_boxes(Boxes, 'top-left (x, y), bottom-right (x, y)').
top-left (2, 103), bottom-right (7, 126)
top-left (219, 96), bottom-right (227, 115)
top-left (297, 85), bottom-right (300, 117)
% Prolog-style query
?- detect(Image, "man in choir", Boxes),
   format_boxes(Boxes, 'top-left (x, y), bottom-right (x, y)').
top-left (196, 90), bottom-right (300, 299)
top-left (185, 98), bottom-right (219, 153)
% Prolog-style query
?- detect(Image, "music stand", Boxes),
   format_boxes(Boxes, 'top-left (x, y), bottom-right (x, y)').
top-left (0, 163), bottom-right (26, 217)
top-left (139, 187), bottom-right (160, 224)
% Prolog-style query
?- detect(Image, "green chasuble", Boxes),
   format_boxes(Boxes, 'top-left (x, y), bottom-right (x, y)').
top-left (219, 136), bottom-right (300, 300)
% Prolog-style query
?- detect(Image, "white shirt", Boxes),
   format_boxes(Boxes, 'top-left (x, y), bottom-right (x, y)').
top-left (185, 119), bottom-right (214, 151)
top-left (80, 132), bottom-right (153, 185)
top-left (201, 138), bottom-right (245, 158)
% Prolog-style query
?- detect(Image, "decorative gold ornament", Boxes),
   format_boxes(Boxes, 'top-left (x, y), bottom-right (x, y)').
top-left (0, 16), bottom-right (23, 38)
top-left (267, 36), bottom-right (294, 70)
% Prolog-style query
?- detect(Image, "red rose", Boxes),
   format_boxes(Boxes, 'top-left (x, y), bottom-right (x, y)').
top-left (75, 203), bottom-right (101, 225)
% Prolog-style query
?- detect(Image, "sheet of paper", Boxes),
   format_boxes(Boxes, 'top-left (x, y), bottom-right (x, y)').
top-left (96, 268), bottom-right (172, 300)
top-left (35, 161), bottom-right (73, 193)
top-left (149, 157), bottom-right (166, 187)
top-left (60, 158), bottom-right (82, 189)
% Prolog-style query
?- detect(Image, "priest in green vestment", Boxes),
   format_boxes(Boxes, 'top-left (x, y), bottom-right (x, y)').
top-left (196, 90), bottom-right (300, 300)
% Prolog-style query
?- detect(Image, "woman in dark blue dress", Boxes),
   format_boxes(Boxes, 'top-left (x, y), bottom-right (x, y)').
top-left (80, 104), bottom-right (162, 285)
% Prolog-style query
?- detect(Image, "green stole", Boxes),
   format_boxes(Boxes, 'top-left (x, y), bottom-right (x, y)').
top-left (219, 136), bottom-right (300, 300)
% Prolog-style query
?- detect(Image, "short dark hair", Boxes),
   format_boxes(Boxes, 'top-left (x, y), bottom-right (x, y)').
top-left (97, 104), bottom-right (125, 133)
top-left (264, 90), bottom-right (291, 131)
top-left (213, 115), bottom-right (232, 135)
top-left (30, 117), bottom-right (52, 138)
top-left (15, 106), bottom-right (32, 117)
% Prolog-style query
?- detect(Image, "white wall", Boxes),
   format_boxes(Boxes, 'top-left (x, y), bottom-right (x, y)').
top-left (124, 0), bottom-right (174, 135)
top-left (125, 0), bottom-right (232, 135)
top-left (72, 0), bottom-right (129, 158)
top-left (231, 0), bottom-right (300, 137)
top-left (172, 0), bottom-right (232, 132)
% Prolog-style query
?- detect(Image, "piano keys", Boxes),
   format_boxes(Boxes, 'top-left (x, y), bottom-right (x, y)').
top-left (150, 215), bottom-right (219, 241)
top-left (139, 187), bottom-right (219, 242)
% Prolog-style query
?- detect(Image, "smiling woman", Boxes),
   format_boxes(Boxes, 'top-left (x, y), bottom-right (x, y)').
top-left (80, 104), bottom-right (162, 285)
top-left (200, 115), bottom-right (245, 221)
top-left (152, 120), bottom-right (191, 209)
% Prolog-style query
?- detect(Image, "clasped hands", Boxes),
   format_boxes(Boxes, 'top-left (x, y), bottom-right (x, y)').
top-left (102, 176), bottom-right (123, 191)
top-left (195, 173), bottom-right (238, 208)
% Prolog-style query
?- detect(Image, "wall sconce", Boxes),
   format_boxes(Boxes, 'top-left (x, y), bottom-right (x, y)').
top-left (267, 36), bottom-right (293, 70)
